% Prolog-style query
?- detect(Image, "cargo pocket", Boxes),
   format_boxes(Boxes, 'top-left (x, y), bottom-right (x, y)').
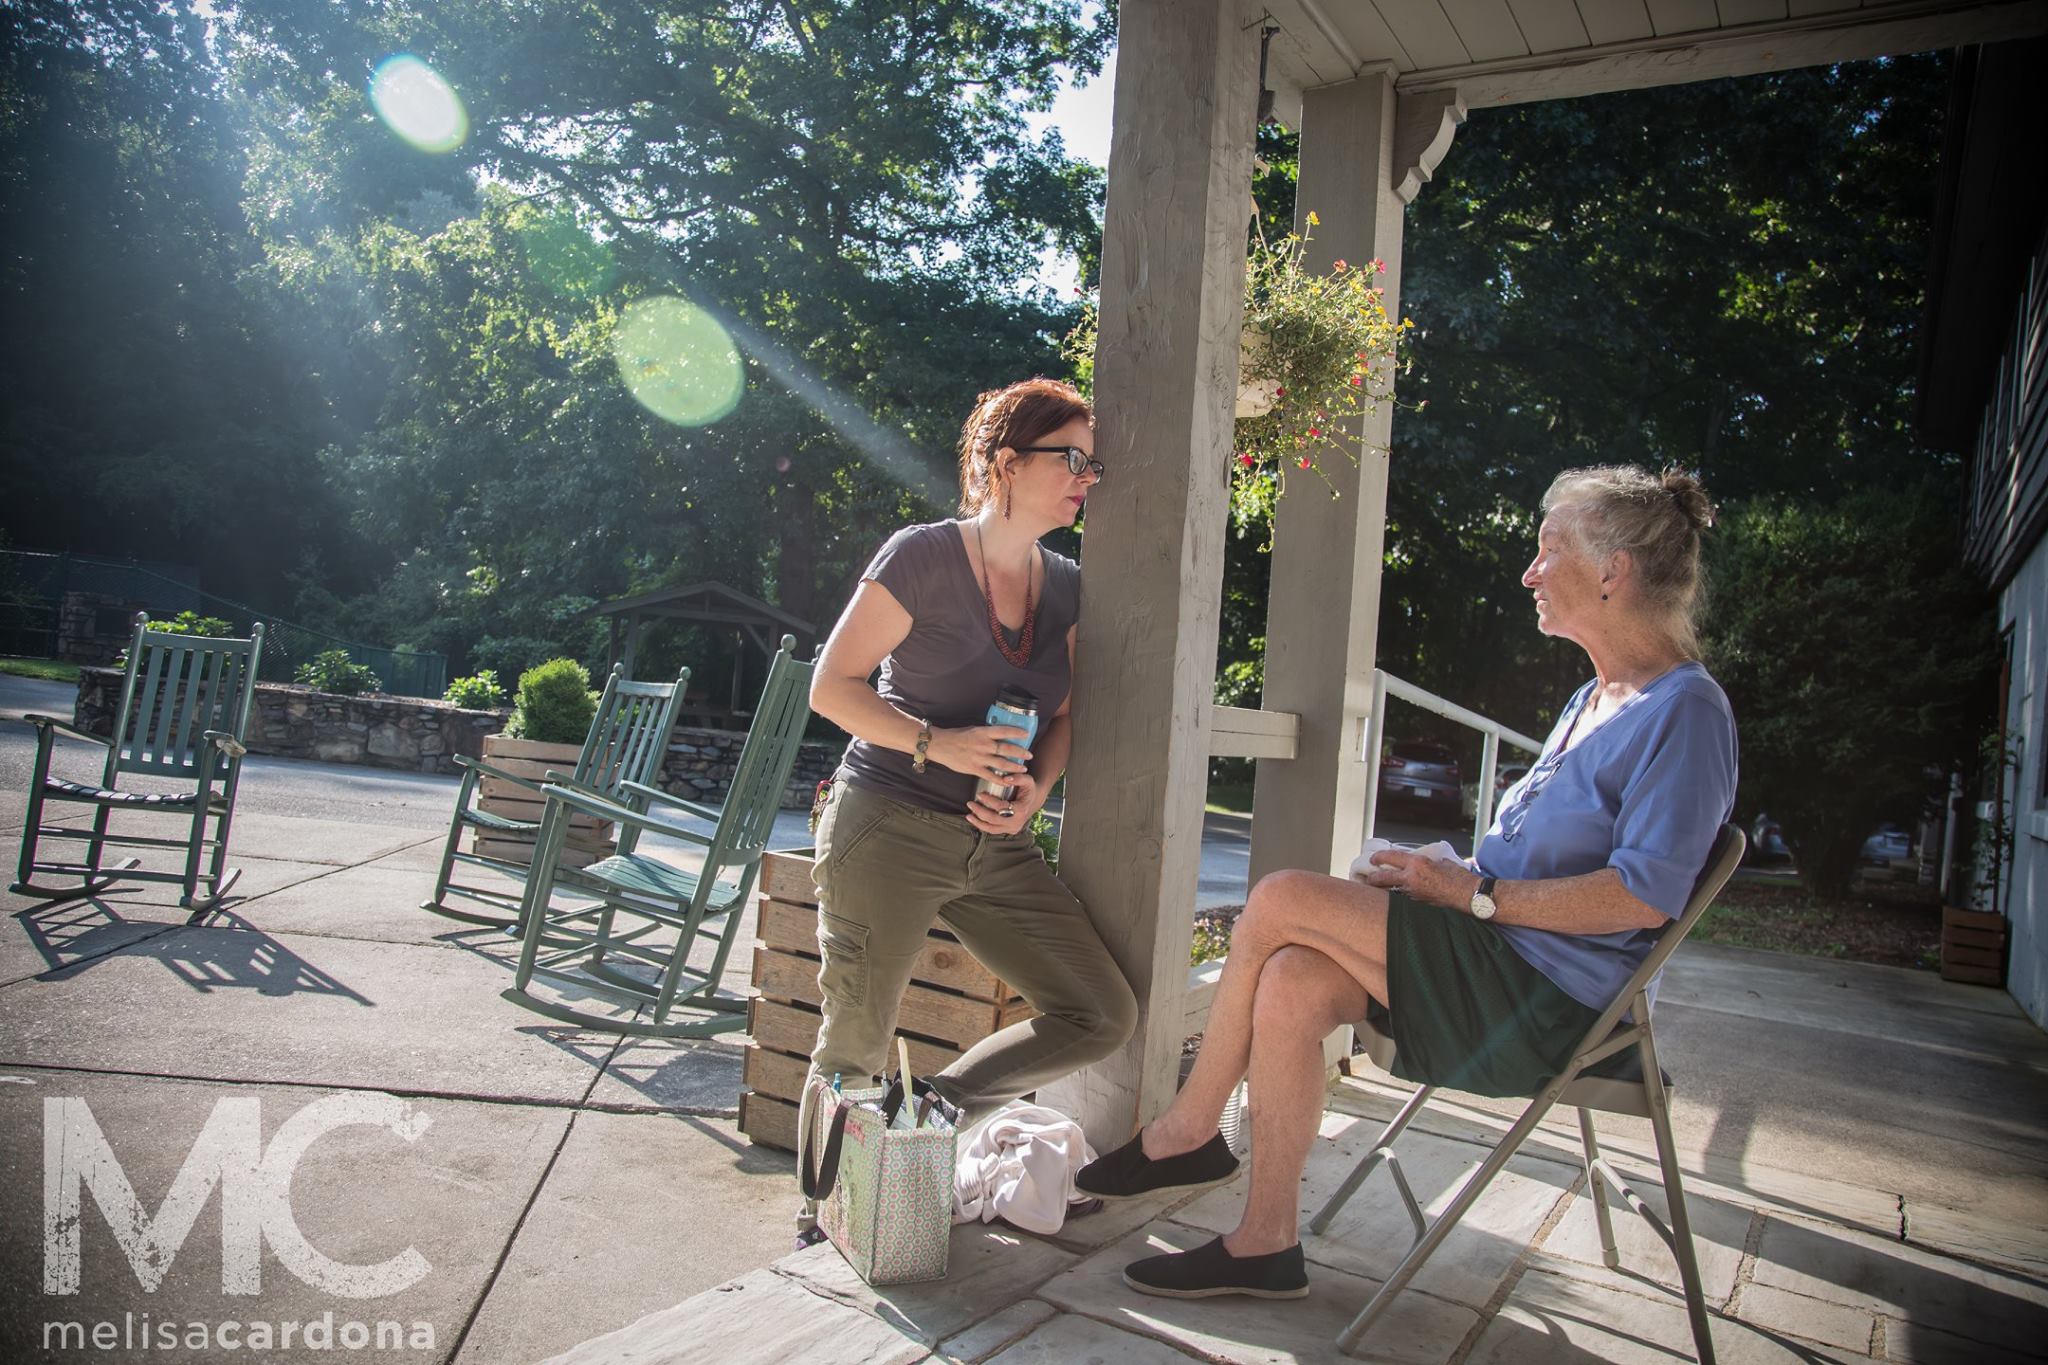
top-left (816, 908), bottom-right (871, 1010)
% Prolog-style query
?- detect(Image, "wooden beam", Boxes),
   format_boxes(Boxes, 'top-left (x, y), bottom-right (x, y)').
top-left (1036, 0), bottom-right (1259, 1146)
top-left (1249, 70), bottom-right (1405, 888)
top-left (1209, 704), bottom-right (1301, 759)
top-left (1400, 0), bottom-right (2048, 107)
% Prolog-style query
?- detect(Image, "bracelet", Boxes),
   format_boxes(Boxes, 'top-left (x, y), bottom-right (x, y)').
top-left (912, 719), bottom-right (931, 774)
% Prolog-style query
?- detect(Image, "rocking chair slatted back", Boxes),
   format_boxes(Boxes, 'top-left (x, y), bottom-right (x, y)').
top-left (573, 669), bottom-right (689, 799)
top-left (703, 636), bottom-right (816, 882)
top-left (108, 617), bottom-right (264, 782)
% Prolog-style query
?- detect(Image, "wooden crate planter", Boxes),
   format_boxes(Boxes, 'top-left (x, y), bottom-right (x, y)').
top-left (473, 734), bottom-right (611, 870)
top-left (739, 848), bottom-right (1036, 1151)
top-left (1940, 905), bottom-right (2008, 986)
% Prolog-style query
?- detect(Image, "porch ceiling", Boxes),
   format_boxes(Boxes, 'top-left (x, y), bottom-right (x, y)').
top-left (1259, 0), bottom-right (2048, 110)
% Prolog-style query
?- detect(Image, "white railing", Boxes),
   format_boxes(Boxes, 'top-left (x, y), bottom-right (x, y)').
top-left (1363, 670), bottom-right (1543, 848)
top-left (1186, 673), bottom-right (1543, 1033)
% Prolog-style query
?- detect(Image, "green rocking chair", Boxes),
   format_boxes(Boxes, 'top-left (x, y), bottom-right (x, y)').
top-left (14, 613), bottom-right (264, 909)
top-left (421, 663), bottom-right (691, 930)
top-left (502, 636), bottom-right (816, 1037)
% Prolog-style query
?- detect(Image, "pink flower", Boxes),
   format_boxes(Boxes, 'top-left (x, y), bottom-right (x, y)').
top-left (1237, 452), bottom-right (1255, 467)
top-left (1307, 426), bottom-right (1321, 438)
top-left (1297, 457), bottom-right (1313, 469)
top-left (1371, 258), bottom-right (1386, 273)
top-left (1333, 259), bottom-right (1348, 272)
top-left (1350, 375), bottom-right (1363, 387)
top-left (1274, 386), bottom-right (1287, 398)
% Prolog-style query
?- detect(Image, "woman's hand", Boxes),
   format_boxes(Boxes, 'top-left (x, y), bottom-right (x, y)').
top-left (966, 770), bottom-right (1039, 836)
top-left (1360, 849), bottom-right (1480, 910)
top-left (925, 724), bottom-right (1033, 782)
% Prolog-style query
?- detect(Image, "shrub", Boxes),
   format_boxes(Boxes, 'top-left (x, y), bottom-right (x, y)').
top-left (443, 670), bottom-right (507, 710)
top-left (294, 649), bottom-right (382, 696)
top-left (116, 612), bottom-right (236, 668)
top-left (509, 658), bottom-right (596, 744)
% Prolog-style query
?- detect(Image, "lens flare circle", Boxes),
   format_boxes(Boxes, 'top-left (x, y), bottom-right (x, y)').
top-left (369, 56), bottom-right (468, 154)
top-left (612, 295), bottom-right (744, 427)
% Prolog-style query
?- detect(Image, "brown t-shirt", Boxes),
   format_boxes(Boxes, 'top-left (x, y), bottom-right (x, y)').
top-left (837, 521), bottom-right (1081, 815)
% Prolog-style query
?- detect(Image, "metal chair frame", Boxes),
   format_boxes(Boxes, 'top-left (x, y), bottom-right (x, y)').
top-left (1311, 824), bottom-right (1747, 1364)
top-left (502, 636), bottom-right (815, 1037)
top-left (13, 613), bottom-right (265, 909)
top-left (420, 663), bottom-right (689, 930)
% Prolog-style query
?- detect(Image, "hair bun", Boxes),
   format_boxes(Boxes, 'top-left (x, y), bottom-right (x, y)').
top-left (1660, 468), bottom-right (1716, 533)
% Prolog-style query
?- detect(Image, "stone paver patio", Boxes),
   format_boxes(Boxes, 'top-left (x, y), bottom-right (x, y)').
top-left (2, 697), bottom-right (2044, 1363)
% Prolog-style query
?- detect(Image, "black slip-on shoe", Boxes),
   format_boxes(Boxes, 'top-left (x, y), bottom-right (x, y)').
top-left (1123, 1237), bottom-right (1310, 1300)
top-left (1075, 1130), bottom-right (1239, 1201)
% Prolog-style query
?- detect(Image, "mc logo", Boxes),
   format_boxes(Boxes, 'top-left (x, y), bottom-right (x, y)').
top-left (44, 1093), bottom-right (433, 1298)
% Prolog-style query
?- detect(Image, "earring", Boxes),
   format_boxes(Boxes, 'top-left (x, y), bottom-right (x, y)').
top-left (1601, 593), bottom-right (1609, 601)
top-left (1003, 483), bottom-right (1012, 520)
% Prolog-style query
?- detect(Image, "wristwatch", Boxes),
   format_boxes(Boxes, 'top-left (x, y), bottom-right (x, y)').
top-left (1469, 875), bottom-right (1498, 920)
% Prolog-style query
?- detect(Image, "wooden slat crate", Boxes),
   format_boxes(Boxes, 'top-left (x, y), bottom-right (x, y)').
top-left (472, 735), bottom-right (610, 870)
top-left (741, 847), bottom-right (1037, 1151)
top-left (1940, 905), bottom-right (2007, 985)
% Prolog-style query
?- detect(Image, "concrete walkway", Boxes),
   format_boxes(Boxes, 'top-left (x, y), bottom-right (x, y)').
top-left (1, 683), bottom-right (2044, 1363)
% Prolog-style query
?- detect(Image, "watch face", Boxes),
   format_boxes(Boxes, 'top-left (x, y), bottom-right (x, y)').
top-left (1471, 894), bottom-right (1497, 920)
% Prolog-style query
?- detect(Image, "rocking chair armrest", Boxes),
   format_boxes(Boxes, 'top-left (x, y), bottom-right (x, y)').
top-left (202, 729), bottom-right (248, 759)
top-left (618, 780), bottom-right (720, 823)
top-left (24, 714), bottom-right (112, 748)
top-left (538, 781), bottom-right (714, 846)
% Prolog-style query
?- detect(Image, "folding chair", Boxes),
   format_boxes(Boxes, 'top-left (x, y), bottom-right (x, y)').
top-left (14, 613), bottom-right (264, 909)
top-left (502, 636), bottom-right (815, 1037)
top-left (1310, 823), bottom-right (1746, 1364)
top-left (420, 663), bottom-right (689, 930)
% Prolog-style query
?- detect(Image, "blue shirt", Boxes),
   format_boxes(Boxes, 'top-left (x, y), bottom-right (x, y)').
top-left (1476, 661), bottom-right (1738, 1011)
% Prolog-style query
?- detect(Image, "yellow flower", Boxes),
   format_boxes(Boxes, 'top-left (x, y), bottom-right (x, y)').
top-left (1306, 210), bottom-right (1321, 227)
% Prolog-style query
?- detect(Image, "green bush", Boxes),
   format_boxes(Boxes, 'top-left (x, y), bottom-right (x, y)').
top-left (294, 649), bottom-right (382, 696)
top-left (509, 658), bottom-right (596, 744)
top-left (443, 670), bottom-right (507, 710)
top-left (115, 612), bottom-right (237, 667)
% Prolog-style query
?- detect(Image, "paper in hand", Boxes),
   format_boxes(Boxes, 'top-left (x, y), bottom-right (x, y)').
top-left (1349, 837), bottom-right (1463, 883)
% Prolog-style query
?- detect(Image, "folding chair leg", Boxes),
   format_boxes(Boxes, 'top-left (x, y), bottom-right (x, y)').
top-left (1577, 1108), bottom-right (1621, 1268)
top-left (1309, 1081), bottom-right (1435, 1235)
top-left (1338, 1086), bottom-right (1566, 1355)
top-left (1638, 1026), bottom-right (1716, 1365)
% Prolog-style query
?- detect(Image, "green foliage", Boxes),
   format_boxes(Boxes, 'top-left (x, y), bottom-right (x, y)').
top-left (0, 657), bottom-right (81, 683)
top-left (443, 671), bottom-right (506, 710)
top-left (1027, 809), bottom-right (1061, 868)
top-left (1703, 485), bottom-right (1996, 899)
top-left (1190, 917), bottom-right (1232, 966)
top-left (509, 658), bottom-right (597, 745)
top-left (294, 649), bottom-right (383, 696)
top-left (151, 613), bottom-right (234, 640)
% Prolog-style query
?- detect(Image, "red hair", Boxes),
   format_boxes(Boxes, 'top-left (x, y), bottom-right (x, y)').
top-left (955, 378), bottom-right (1091, 515)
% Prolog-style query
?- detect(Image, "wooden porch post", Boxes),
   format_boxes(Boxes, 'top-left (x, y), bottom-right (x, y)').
top-left (1248, 69), bottom-right (1463, 885)
top-left (1037, 0), bottom-right (1259, 1143)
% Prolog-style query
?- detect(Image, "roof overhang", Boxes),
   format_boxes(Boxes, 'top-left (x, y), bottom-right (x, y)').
top-left (1258, 0), bottom-right (2048, 116)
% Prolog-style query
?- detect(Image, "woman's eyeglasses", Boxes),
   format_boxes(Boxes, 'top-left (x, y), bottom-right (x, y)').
top-left (1016, 445), bottom-right (1106, 481)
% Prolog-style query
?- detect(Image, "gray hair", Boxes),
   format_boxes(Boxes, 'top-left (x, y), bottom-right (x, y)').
top-left (1541, 465), bottom-right (1716, 658)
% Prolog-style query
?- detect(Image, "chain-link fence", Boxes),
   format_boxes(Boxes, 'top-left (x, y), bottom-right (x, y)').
top-left (0, 551), bottom-right (447, 698)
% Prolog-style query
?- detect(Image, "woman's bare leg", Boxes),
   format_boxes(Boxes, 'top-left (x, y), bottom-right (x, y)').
top-left (1145, 869), bottom-right (1394, 1159)
top-left (1226, 946), bottom-right (1371, 1255)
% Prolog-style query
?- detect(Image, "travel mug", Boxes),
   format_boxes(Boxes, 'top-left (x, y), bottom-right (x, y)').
top-left (975, 686), bottom-right (1039, 803)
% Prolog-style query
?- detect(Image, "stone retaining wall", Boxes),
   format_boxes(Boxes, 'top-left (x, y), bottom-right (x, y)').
top-left (74, 668), bottom-right (840, 807)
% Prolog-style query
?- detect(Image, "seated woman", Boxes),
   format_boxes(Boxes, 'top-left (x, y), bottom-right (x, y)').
top-left (1076, 464), bottom-right (1737, 1300)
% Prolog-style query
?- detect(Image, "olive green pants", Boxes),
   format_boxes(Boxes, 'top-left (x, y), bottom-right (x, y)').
top-left (805, 780), bottom-right (1138, 1117)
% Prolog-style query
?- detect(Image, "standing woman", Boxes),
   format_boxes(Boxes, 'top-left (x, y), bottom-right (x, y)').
top-left (805, 378), bottom-right (1137, 1128)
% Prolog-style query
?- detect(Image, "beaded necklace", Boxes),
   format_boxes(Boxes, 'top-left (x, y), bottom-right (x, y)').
top-left (974, 519), bottom-right (1038, 667)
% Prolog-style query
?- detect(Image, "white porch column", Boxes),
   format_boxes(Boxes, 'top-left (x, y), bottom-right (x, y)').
top-left (1038, 0), bottom-right (1259, 1143)
top-left (1248, 69), bottom-right (1461, 886)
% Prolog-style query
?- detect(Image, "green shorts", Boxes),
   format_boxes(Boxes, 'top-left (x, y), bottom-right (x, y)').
top-left (1380, 891), bottom-right (1602, 1098)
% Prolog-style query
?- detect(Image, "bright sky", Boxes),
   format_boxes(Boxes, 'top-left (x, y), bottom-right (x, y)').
top-left (1024, 47), bottom-right (1116, 295)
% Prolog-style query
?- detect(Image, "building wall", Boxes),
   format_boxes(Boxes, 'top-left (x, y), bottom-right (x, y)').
top-left (2000, 537), bottom-right (2048, 1026)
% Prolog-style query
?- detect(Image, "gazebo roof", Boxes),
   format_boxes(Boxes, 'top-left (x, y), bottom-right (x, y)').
top-left (584, 581), bottom-right (816, 640)
top-left (1261, 0), bottom-right (2047, 112)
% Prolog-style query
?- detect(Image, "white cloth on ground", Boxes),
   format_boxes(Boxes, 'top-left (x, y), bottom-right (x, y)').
top-left (1349, 837), bottom-right (1463, 884)
top-left (951, 1101), bottom-right (1097, 1234)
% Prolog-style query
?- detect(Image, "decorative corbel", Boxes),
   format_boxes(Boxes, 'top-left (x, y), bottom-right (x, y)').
top-left (1392, 88), bottom-right (1467, 204)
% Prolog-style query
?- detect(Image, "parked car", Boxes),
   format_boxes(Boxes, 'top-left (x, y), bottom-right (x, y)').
top-left (1379, 741), bottom-right (1461, 820)
top-left (1463, 762), bottom-right (1532, 821)
top-left (1859, 822), bottom-right (1913, 873)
